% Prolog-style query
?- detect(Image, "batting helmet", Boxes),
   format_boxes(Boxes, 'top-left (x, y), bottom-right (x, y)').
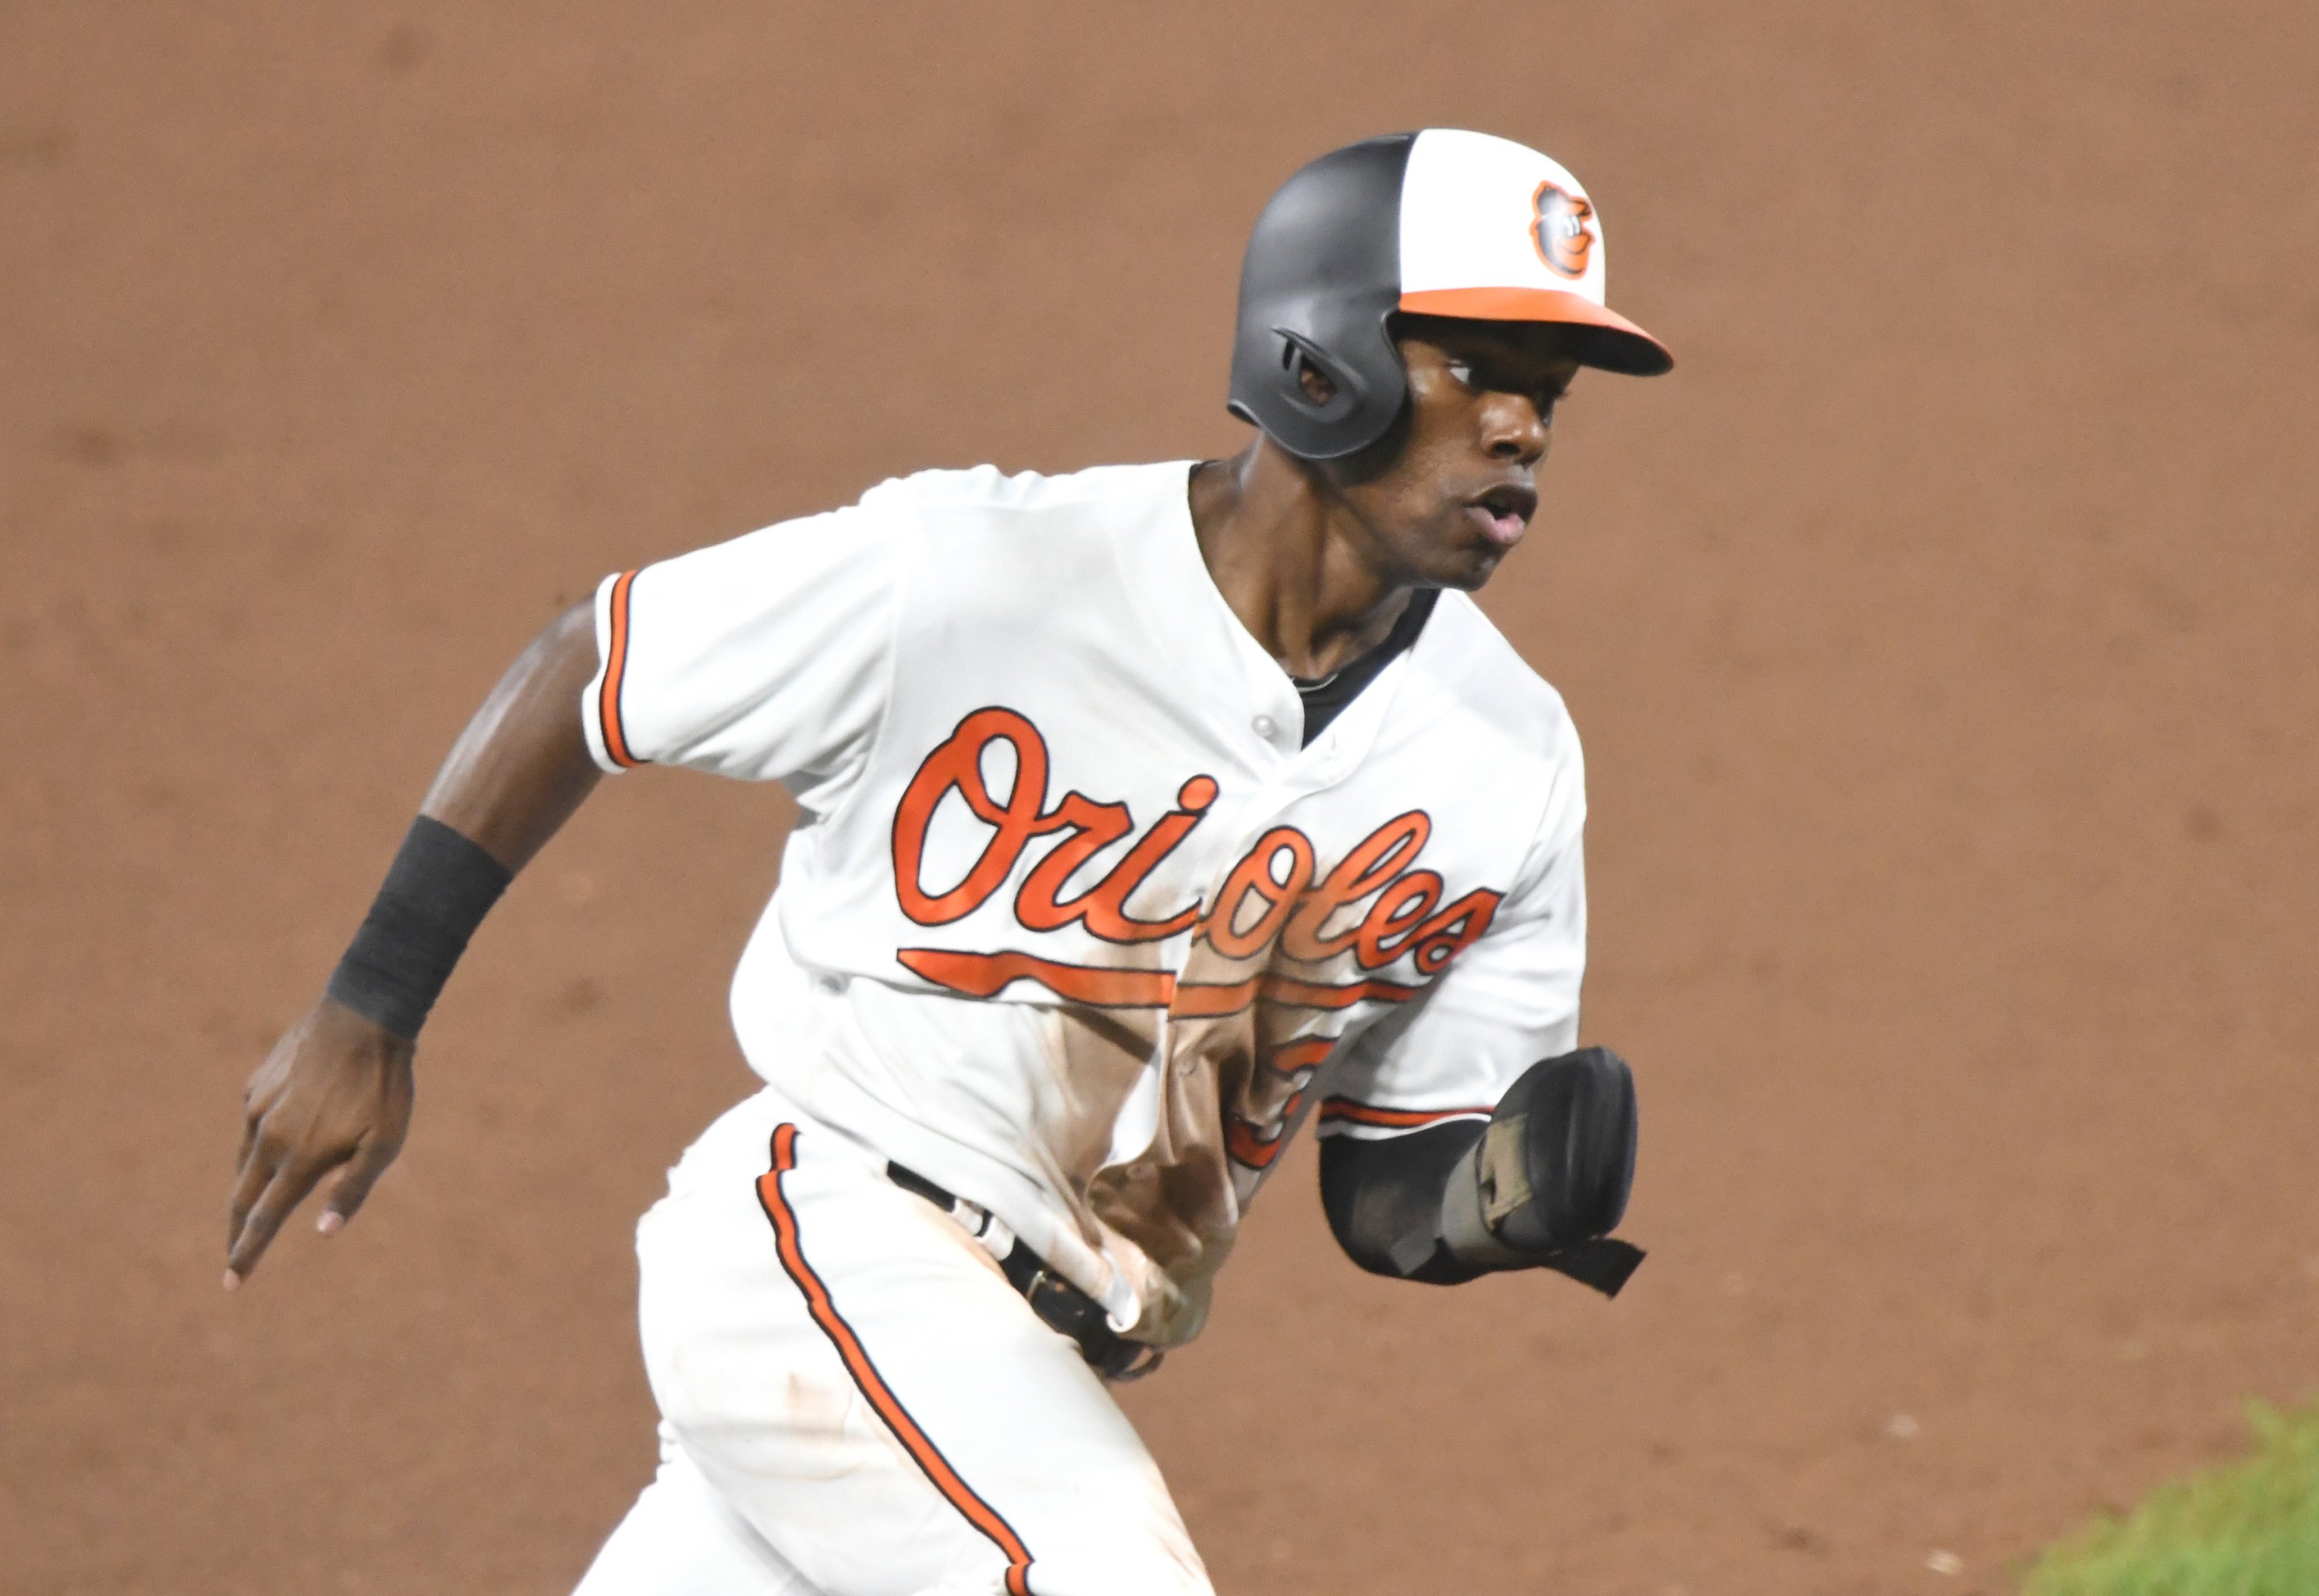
top-left (1227, 129), bottom-right (1673, 461)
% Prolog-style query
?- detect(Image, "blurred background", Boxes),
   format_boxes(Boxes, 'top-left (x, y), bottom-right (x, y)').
top-left (4, 4), bottom-right (2315, 1592)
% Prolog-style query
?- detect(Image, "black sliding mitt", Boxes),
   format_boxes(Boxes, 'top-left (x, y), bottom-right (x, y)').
top-left (1481, 1047), bottom-right (1642, 1292)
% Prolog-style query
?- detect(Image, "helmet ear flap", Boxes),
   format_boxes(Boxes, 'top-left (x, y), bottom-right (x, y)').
top-left (1273, 327), bottom-right (1370, 424)
top-left (1227, 133), bottom-right (1414, 460)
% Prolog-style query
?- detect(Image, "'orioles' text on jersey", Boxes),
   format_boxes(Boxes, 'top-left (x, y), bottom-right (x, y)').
top-left (581, 461), bottom-right (1585, 1344)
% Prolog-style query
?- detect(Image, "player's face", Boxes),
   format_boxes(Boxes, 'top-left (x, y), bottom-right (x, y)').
top-left (1318, 318), bottom-right (1582, 591)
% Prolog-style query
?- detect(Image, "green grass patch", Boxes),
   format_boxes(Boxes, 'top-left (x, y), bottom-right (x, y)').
top-left (2022, 1401), bottom-right (2319, 1596)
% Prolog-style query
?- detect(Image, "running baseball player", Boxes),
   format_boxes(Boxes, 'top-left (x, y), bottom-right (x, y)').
top-left (228, 129), bottom-right (1667, 1594)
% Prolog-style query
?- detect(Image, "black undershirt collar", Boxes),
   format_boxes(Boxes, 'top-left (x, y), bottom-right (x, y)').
top-left (1289, 587), bottom-right (1440, 747)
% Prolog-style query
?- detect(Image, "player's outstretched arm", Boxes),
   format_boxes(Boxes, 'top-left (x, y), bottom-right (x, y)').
top-left (227, 599), bottom-right (602, 1287)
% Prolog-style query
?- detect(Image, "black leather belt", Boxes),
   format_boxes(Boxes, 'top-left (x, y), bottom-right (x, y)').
top-left (886, 1162), bottom-right (1161, 1382)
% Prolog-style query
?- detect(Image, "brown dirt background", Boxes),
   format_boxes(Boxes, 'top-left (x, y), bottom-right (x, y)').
top-left (5, 5), bottom-right (2317, 1593)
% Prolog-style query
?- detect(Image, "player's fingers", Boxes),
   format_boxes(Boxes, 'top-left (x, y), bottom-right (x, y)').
top-left (226, 1154), bottom-right (336, 1284)
top-left (227, 1130), bottom-right (281, 1261)
top-left (318, 1133), bottom-right (401, 1234)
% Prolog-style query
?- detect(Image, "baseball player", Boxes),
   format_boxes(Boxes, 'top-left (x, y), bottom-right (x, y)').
top-left (228, 128), bottom-right (1667, 1594)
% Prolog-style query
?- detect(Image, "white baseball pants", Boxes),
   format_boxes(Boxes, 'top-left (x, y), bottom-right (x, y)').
top-left (572, 1087), bottom-right (1211, 1596)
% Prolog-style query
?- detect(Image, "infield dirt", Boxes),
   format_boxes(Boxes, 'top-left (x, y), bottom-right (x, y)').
top-left (5, 6), bottom-right (2317, 1594)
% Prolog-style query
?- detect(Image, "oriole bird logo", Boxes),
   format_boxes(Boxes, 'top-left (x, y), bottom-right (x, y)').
top-left (1530, 182), bottom-right (1596, 278)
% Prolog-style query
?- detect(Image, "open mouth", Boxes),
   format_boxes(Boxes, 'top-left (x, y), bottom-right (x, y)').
top-left (1466, 482), bottom-right (1539, 548)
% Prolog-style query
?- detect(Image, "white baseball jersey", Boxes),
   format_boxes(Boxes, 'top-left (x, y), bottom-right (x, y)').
top-left (581, 460), bottom-right (1586, 1345)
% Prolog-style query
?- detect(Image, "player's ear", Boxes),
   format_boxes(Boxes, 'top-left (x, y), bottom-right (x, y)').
top-left (1280, 336), bottom-right (1340, 408)
top-left (1294, 357), bottom-right (1335, 406)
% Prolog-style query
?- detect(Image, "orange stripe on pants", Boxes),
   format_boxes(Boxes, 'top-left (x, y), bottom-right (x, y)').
top-left (597, 570), bottom-right (642, 768)
top-left (754, 1123), bottom-right (1036, 1596)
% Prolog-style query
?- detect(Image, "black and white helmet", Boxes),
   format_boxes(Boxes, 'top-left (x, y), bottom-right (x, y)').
top-left (1228, 129), bottom-right (1673, 460)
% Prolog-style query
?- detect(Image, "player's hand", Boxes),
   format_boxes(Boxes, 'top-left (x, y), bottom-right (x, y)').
top-left (226, 998), bottom-right (415, 1288)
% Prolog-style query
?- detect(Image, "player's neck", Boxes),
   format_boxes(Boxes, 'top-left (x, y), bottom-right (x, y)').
top-left (1190, 443), bottom-right (1414, 681)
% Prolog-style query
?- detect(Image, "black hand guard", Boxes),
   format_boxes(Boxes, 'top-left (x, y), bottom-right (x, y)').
top-left (1483, 1046), bottom-right (1638, 1255)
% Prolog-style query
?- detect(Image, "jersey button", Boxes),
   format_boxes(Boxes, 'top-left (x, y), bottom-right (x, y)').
top-left (1252, 714), bottom-right (1277, 740)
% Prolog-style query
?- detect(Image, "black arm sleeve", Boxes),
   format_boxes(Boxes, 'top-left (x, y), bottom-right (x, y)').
top-left (1318, 1121), bottom-right (1488, 1286)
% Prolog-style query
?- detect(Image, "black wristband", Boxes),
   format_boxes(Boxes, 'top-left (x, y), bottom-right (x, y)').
top-left (325, 816), bottom-right (512, 1043)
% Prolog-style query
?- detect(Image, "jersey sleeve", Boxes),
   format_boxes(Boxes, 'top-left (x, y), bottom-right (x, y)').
top-left (580, 499), bottom-right (902, 812)
top-left (1317, 752), bottom-right (1586, 1140)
